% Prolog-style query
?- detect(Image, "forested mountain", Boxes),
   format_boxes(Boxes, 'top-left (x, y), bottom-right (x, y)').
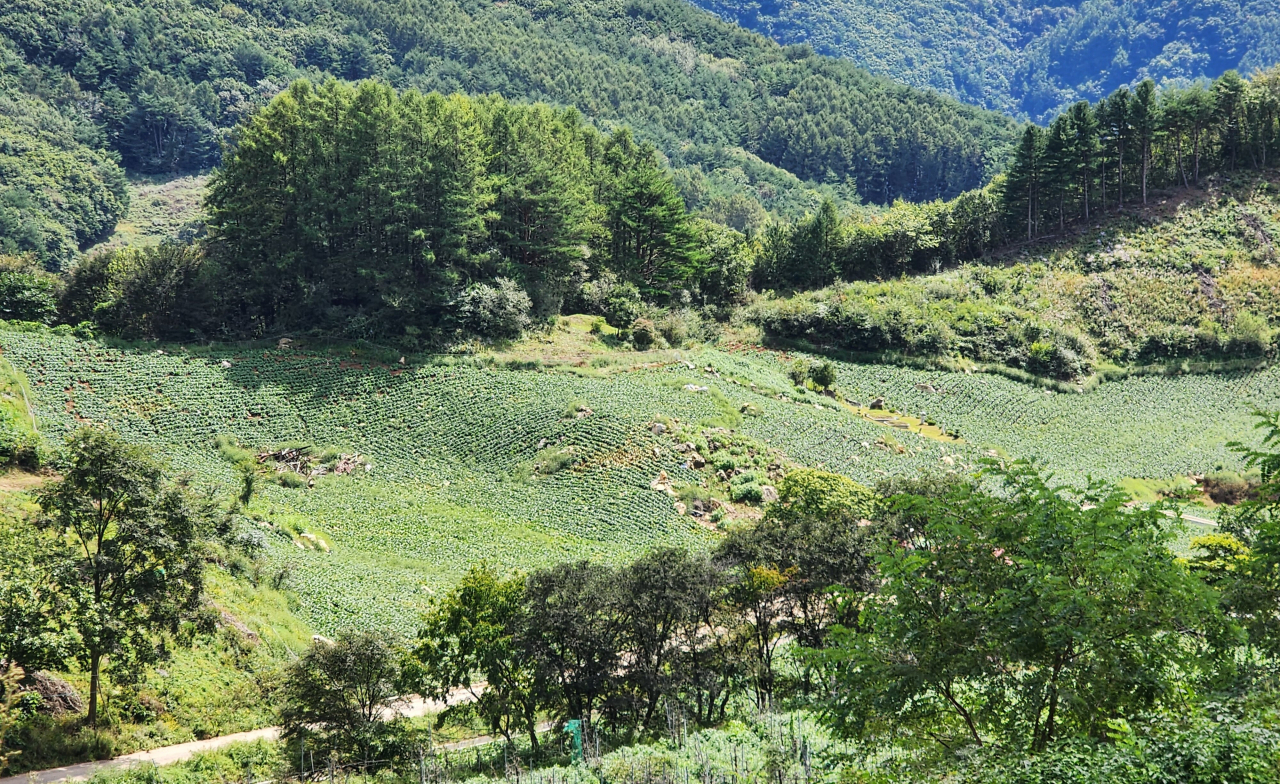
top-left (0, 0), bottom-right (1021, 270)
top-left (691, 0), bottom-right (1280, 122)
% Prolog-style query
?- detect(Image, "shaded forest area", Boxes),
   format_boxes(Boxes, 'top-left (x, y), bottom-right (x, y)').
top-left (0, 0), bottom-right (1019, 271)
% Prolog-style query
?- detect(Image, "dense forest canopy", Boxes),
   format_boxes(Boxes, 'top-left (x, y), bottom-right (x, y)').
top-left (200, 80), bottom-right (713, 341)
top-left (692, 0), bottom-right (1280, 122)
top-left (0, 0), bottom-right (1023, 269)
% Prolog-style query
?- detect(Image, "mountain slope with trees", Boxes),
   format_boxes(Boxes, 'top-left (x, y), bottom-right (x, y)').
top-left (692, 0), bottom-right (1280, 122)
top-left (0, 0), bottom-right (1021, 271)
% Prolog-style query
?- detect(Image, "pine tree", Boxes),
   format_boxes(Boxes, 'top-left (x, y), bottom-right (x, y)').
top-left (1044, 114), bottom-right (1076, 232)
top-left (1131, 80), bottom-right (1158, 205)
top-left (1004, 125), bottom-right (1046, 240)
top-left (1068, 102), bottom-right (1100, 220)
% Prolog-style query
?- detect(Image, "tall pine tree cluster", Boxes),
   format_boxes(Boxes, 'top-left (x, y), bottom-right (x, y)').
top-left (1004, 70), bottom-right (1280, 241)
top-left (198, 81), bottom-right (704, 342)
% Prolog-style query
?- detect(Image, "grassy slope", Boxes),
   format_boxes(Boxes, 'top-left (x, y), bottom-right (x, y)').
top-left (756, 172), bottom-right (1280, 377)
top-left (84, 174), bottom-right (210, 256)
top-left (1, 318), bottom-right (1273, 637)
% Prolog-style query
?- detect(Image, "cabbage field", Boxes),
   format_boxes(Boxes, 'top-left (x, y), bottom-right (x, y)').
top-left (1, 326), bottom-right (1273, 633)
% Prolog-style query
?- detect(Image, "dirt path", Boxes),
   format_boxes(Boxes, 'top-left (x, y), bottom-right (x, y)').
top-left (1164, 509), bottom-right (1219, 527)
top-left (0, 470), bottom-right (47, 492)
top-left (0, 691), bottom-right (487, 784)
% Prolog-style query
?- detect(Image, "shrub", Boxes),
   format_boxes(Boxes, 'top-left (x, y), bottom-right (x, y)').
top-left (59, 244), bottom-right (211, 340)
top-left (631, 317), bottom-right (657, 349)
top-left (788, 360), bottom-right (810, 386)
top-left (656, 308), bottom-right (703, 347)
top-left (603, 282), bottom-right (645, 329)
top-left (810, 361), bottom-right (837, 390)
top-left (1226, 311), bottom-right (1272, 357)
top-left (0, 257), bottom-right (59, 325)
top-left (454, 278), bottom-right (533, 340)
top-left (0, 409), bottom-right (40, 469)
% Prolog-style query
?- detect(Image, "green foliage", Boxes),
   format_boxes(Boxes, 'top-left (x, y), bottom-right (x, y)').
top-left (0, 87), bottom-right (128, 269)
top-left (0, 257), bottom-right (59, 325)
top-left (60, 244), bottom-right (211, 341)
top-left (0, 0), bottom-right (1015, 232)
top-left (279, 630), bottom-right (406, 768)
top-left (0, 663), bottom-right (24, 775)
top-left (455, 279), bottom-right (533, 342)
top-left (0, 358), bottom-right (41, 469)
top-left (201, 81), bottom-right (710, 341)
top-left (600, 282), bottom-right (646, 330)
top-left (36, 427), bottom-right (210, 726)
top-left (814, 463), bottom-right (1226, 751)
top-left (407, 564), bottom-right (542, 753)
top-left (0, 499), bottom-right (74, 675)
top-left (718, 467), bottom-right (880, 666)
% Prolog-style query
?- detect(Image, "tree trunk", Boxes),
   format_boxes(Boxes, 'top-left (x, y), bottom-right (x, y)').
top-left (1142, 144), bottom-right (1149, 205)
top-left (88, 650), bottom-right (102, 728)
top-left (526, 712), bottom-right (541, 758)
top-left (1100, 158), bottom-right (1106, 212)
top-left (1118, 147), bottom-right (1125, 206)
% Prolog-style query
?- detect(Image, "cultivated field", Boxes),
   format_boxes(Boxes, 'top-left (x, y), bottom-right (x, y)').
top-left (2, 326), bottom-right (1272, 632)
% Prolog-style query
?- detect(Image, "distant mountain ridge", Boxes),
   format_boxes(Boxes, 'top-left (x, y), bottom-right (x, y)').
top-left (690, 0), bottom-right (1280, 121)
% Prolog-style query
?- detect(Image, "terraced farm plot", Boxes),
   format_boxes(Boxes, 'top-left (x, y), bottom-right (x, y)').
top-left (722, 346), bottom-right (1279, 484)
top-left (1, 327), bottom-right (1272, 632)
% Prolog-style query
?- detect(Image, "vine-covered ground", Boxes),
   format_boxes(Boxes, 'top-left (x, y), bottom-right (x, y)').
top-left (2, 326), bottom-right (1273, 633)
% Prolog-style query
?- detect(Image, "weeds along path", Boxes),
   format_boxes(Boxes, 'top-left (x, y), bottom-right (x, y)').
top-left (0, 689), bottom-right (492, 784)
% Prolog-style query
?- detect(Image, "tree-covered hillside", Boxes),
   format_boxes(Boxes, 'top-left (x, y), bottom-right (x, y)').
top-left (0, 0), bottom-right (1021, 269)
top-left (692, 0), bottom-right (1280, 122)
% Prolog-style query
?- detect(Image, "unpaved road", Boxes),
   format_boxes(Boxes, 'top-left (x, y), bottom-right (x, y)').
top-left (0, 692), bottom-right (484, 784)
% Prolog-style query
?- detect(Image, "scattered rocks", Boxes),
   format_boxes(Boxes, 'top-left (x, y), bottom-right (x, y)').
top-left (760, 485), bottom-right (779, 503)
top-left (869, 397), bottom-right (886, 410)
top-left (690, 452), bottom-right (706, 469)
top-left (651, 422), bottom-right (667, 435)
top-left (674, 501), bottom-right (687, 515)
top-left (220, 360), bottom-right (232, 369)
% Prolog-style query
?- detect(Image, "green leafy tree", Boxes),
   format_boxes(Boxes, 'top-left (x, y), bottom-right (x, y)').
top-left (0, 510), bottom-right (75, 676)
top-left (1004, 125), bottom-right (1046, 240)
top-left (613, 548), bottom-right (712, 733)
top-left (1131, 79), bottom-right (1158, 205)
top-left (279, 630), bottom-right (406, 767)
top-left (1098, 86), bottom-right (1131, 208)
top-left (1221, 411), bottom-right (1280, 654)
top-left (36, 428), bottom-right (208, 726)
top-left (407, 564), bottom-right (542, 754)
top-left (718, 469), bottom-right (879, 660)
top-left (815, 462), bottom-right (1224, 751)
top-left (0, 256), bottom-right (59, 324)
top-left (521, 561), bottom-right (620, 728)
